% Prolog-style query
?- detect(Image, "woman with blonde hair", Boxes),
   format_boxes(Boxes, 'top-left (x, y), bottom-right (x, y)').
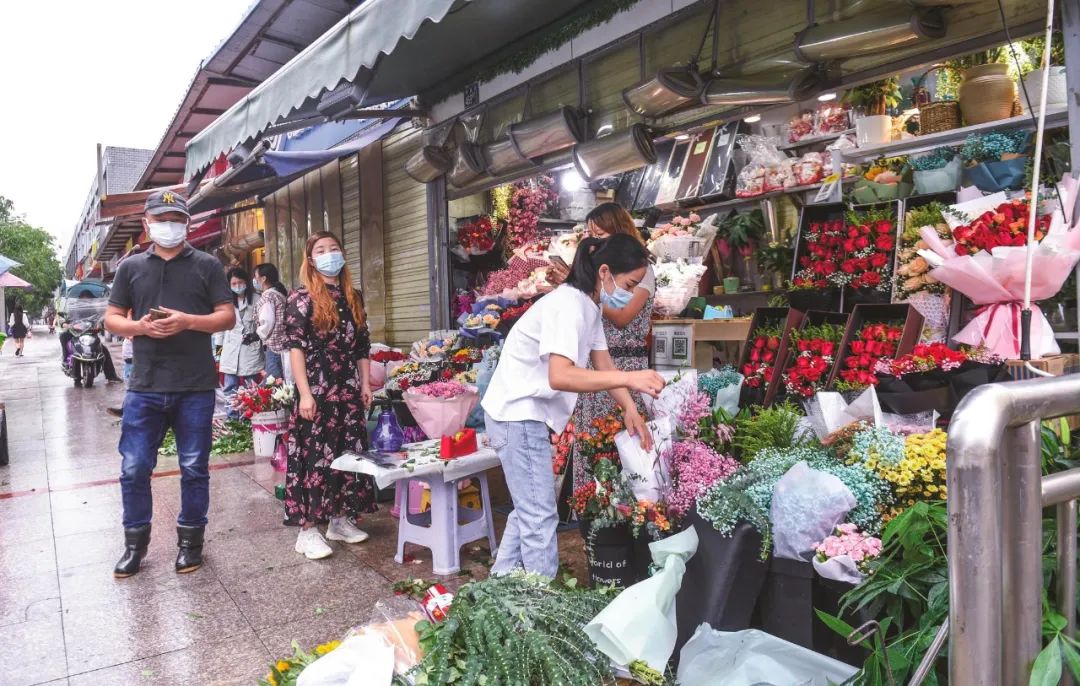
top-left (284, 231), bottom-right (376, 560)
top-left (567, 203), bottom-right (658, 493)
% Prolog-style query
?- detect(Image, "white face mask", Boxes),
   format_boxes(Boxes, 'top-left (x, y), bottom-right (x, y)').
top-left (148, 220), bottom-right (188, 248)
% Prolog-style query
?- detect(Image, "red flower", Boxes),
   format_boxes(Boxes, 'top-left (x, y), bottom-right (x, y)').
top-left (767, 336), bottom-right (780, 351)
top-left (861, 272), bottom-right (882, 286)
top-left (870, 251), bottom-right (889, 268)
top-left (875, 234), bottom-right (895, 251)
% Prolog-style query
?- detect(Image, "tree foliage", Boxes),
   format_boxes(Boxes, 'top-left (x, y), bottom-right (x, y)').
top-left (0, 195), bottom-right (64, 314)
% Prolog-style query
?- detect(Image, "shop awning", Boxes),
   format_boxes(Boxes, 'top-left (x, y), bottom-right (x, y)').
top-left (188, 115), bottom-right (401, 214)
top-left (185, 0), bottom-right (598, 178)
top-left (0, 271), bottom-right (31, 289)
top-left (0, 254), bottom-right (22, 278)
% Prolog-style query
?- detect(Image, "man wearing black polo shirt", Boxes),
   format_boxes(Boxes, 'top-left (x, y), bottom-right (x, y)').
top-left (104, 190), bottom-right (235, 578)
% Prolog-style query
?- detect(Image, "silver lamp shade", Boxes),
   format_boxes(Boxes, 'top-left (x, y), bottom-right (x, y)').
top-left (622, 68), bottom-right (704, 118)
top-left (508, 107), bottom-right (584, 160)
top-left (572, 124), bottom-right (657, 182)
top-left (447, 142), bottom-right (488, 188)
top-left (404, 146), bottom-right (452, 183)
top-left (701, 68), bottom-right (822, 107)
top-left (794, 8), bottom-right (946, 63)
top-left (484, 137), bottom-right (534, 176)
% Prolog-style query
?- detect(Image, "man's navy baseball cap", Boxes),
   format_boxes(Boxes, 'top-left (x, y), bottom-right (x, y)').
top-left (144, 189), bottom-right (190, 218)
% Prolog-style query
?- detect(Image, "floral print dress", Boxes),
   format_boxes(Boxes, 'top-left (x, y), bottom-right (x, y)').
top-left (570, 290), bottom-right (654, 491)
top-left (283, 285), bottom-right (376, 526)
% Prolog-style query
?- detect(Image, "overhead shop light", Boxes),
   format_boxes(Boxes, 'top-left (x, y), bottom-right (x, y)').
top-left (794, 8), bottom-right (946, 63)
top-left (508, 106), bottom-right (585, 160)
top-left (447, 142), bottom-right (488, 188)
top-left (572, 124), bottom-right (657, 182)
top-left (622, 68), bottom-right (705, 118)
top-left (404, 146), bottom-right (452, 183)
top-left (701, 68), bottom-right (822, 107)
top-left (484, 137), bottom-right (535, 176)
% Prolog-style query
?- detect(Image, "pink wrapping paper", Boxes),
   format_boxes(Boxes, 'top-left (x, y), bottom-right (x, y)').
top-left (918, 179), bottom-right (1080, 358)
top-left (403, 386), bottom-right (480, 439)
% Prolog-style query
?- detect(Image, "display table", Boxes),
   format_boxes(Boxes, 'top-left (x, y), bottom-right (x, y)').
top-left (652, 317), bottom-right (752, 370)
top-left (331, 440), bottom-right (500, 574)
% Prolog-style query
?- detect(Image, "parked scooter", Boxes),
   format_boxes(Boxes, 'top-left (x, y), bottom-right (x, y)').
top-left (61, 297), bottom-right (108, 388)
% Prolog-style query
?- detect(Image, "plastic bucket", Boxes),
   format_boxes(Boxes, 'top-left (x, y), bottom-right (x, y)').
top-left (251, 409), bottom-right (289, 458)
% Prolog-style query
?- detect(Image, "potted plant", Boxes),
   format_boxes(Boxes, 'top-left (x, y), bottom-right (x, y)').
top-left (953, 48), bottom-right (1016, 124)
top-left (1020, 30), bottom-right (1066, 114)
top-left (715, 209), bottom-right (766, 292)
top-left (755, 242), bottom-right (794, 291)
top-left (843, 78), bottom-right (901, 145)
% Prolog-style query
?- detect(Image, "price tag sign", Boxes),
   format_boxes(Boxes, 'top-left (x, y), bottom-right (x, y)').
top-left (814, 173), bottom-right (843, 204)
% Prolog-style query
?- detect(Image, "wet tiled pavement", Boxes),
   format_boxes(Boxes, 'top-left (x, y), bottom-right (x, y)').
top-left (0, 327), bottom-right (587, 685)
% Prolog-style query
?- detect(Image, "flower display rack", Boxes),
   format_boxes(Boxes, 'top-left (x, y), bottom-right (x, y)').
top-left (738, 307), bottom-right (805, 408)
top-left (827, 303), bottom-right (925, 389)
top-left (765, 310), bottom-right (851, 407)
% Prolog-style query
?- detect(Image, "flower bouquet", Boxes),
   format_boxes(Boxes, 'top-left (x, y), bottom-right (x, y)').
top-left (457, 299), bottom-right (510, 339)
top-left (663, 439), bottom-right (739, 520)
top-left (781, 323), bottom-right (845, 399)
top-left (231, 376), bottom-right (295, 419)
top-left (790, 217), bottom-right (845, 310)
top-left (851, 157), bottom-right (913, 204)
top-left (369, 348), bottom-right (409, 390)
top-left (835, 322), bottom-right (904, 392)
top-left (835, 205), bottom-right (897, 303)
top-left (647, 213), bottom-right (717, 262)
top-left (479, 253), bottom-right (550, 299)
top-left (960, 130), bottom-right (1029, 192)
top-left (741, 325), bottom-right (783, 404)
top-left (812, 523), bottom-right (882, 584)
top-left (411, 331), bottom-right (458, 362)
top-left (917, 184), bottom-right (1080, 358)
top-left (654, 260), bottom-right (708, 316)
top-left (456, 216), bottom-right (497, 255)
top-left (910, 148), bottom-right (962, 195)
top-left (385, 360), bottom-right (441, 393)
top-left (874, 342), bottom-right (967, 418)
top-left (403, 381), bottom-right (480, 442)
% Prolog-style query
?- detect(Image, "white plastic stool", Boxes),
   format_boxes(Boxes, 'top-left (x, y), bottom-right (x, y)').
top-left (394, 472), bottom-right (497, 575)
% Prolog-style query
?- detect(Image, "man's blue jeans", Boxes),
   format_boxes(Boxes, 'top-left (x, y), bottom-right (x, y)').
top-left (119, 391), bottom-right (215, 529)
top-left (264, 349), bottom-right (283, 380)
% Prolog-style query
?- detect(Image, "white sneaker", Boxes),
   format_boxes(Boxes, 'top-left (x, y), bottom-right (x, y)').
top-left (294, 528), bottom-right (333, 560)
top-left (326, 517), bottom-right (369, 544)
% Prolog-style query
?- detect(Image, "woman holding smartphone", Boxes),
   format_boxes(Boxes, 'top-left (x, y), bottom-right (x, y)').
top-left (284, 231), bottom-right (376, 560)
top-left (482, 233), bottom-right (665, 578)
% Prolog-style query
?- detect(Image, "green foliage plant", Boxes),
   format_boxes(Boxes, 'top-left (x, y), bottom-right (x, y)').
top-left (842, 77), bottom-right (901, 116)
top-left (411, 573), bottom-right (623, 686)
top-left (0, 196), bottom-right (65, 314)
top-left (733, 400), bottom-right (809, 462)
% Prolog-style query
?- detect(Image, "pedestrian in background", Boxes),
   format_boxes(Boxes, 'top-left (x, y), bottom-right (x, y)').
top-left (284, 231), bottom-right (375, 560)
top-left (8, 304), bottom-right (29, 356)
top-left (220, 267), bottom-right (265, 417)
top-left (253, 263), bottom-right (289, 381)
top-left (104, 190), bottom-right (234, 578)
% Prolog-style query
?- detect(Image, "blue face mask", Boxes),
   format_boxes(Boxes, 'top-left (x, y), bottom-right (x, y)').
top-left (599, 271), bottom-right (634, 310)
top-left (231, 284), bottom-right (246, 295)
top-left (314, 251), bottom-right (345, 277)
top-left (253, 279), bottom-right (264, 293)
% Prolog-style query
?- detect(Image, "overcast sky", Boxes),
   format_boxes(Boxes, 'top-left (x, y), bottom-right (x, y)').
top-left (0, 0), bottom-right (255, 255)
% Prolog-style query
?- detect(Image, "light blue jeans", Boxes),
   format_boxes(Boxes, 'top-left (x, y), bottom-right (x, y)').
top-left (485, 413), bottom-right (559, 578)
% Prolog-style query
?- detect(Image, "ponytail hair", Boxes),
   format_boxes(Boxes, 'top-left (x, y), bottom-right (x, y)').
top-left (565, 233), bottom-right (650, 294)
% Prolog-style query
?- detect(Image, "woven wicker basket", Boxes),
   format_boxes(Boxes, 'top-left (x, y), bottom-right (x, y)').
top-left (914, 64), bottom-right (962, 135)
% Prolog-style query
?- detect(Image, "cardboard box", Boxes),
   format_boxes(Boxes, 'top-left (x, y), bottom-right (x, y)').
top-left (738, 308), bottom-right (805, 407)
top-left (1005, 354), bottom-right (1080, 381)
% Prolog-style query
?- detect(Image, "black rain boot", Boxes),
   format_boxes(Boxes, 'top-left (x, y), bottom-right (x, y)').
top-left (113, 524), bottom-right (151, 578)
top-left (175, 525), bottom-right (205, 573)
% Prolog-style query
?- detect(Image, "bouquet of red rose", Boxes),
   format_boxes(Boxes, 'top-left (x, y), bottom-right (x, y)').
top-left (782, 323), bottom-right (845, 398)
top-left (792, 219), bottom-right (846, 289)
top-left (950, 198), bottom-right (1051, 256)
top-left (231, 376), bottom-right (294, 419)
top-left (456, 216), bottom-right (497, 254)
top-left (875, 342), bottom-right (971, 419)
top-left (741, 326), bottom-right (783, 390)
top-left (836, 207), bottom-right (895, 292)
top-left (837, 322), bottom-right (903, 390)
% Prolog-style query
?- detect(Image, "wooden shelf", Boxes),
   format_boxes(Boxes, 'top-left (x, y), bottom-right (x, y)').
top-left (779, 128), bottom-right (855, 151)
top-left (839, 106), bottom-right (1068, 163)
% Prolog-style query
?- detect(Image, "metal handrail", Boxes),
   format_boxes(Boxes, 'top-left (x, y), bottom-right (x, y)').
top-left (945, 374), bottom-right (1080, 685)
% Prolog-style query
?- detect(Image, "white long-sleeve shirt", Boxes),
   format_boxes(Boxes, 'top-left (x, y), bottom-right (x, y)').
top-left (257, 298), bottom-right (275, 340)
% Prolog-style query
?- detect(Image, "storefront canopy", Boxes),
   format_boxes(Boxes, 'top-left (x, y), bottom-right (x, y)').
top-left (0, 254), bottom-right (22, 278)
top-left (185, 0), bottom-right (599, 179)
top-left (0, 271), bottom-right (30, 289)
top-left (188, 115), bottom-right (401, 214)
